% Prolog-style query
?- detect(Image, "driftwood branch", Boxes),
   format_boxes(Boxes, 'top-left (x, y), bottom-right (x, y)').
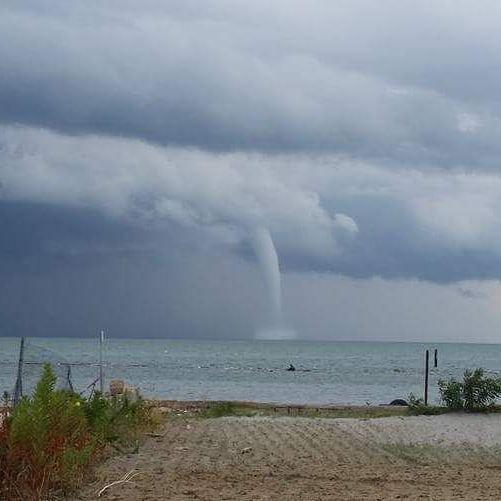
top-left (97, 470), bottom-right (140, 497)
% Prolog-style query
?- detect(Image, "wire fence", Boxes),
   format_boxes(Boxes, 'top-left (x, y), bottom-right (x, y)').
top-left (11, 336), bottom-right (105, 407)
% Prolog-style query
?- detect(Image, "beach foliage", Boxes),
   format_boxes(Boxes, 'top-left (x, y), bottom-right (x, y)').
top-left (438, 378), bottom-right (463, 410)
top-left (199, 401), bottom-right (253, 418)
top-left (439, 368), bottom-right (501, 412)
top-left (406, 393), bottom-right (445, 415)
top-left (195, 402), bottom-right (409, 420)
top-left (0, 363), bottom-right (153, 500)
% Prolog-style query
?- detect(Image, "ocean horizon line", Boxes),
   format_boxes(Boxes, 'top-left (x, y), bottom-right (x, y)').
top-left (1, 335), bottom-right (500, 346)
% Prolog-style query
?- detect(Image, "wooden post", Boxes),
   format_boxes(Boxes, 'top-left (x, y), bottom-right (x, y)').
top-left (13, 337), bottom-right (25, 406)
top-left (99, 330), bottom-right (105, 394)
top-left (434, 348), bottom-right (438, 368)
top-left (424, 349), bottom-right (430, 405)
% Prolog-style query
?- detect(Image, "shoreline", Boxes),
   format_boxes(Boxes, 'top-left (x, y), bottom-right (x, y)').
top-left (146, 399), bottom-right (414, 421)
top-left (148, 398), bottom-right (409, 412)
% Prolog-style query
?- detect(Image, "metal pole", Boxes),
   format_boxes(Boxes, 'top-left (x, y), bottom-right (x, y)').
top-left (13, 337), bottom-right (25, 406)
top-left (99, 330), bottom-right (104, 394)
top-left (424, 349), bottom-right (429, 405)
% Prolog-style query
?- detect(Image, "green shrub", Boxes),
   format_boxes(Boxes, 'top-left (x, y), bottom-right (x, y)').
top-left (438, 378), bottom-right (462, 410)
top-left (406, 393), bottom-right (445, 416)
top-left (438, 368), bottom-right (501, 412)
top-left (463, 369), bottom-right (501, 411)
top-left (407, 393), bottom-right (426, 415)
top-left (201, 401), bottom-right (238, 418)
top-left (0, 363), bottom-right (153, 500)
top-left (101, 393), bottom-right (151, 449)
top-left (2, 364), bottom-right (94, 499)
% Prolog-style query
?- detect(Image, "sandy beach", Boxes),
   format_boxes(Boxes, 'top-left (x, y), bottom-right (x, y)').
top-left (74, 409), bottom-right (501, 500)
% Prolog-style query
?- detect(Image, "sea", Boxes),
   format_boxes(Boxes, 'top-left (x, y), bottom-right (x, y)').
top-left (1, 337), bottom-right (501, 406)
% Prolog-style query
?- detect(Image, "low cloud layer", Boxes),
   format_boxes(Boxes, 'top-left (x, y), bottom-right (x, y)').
top-left (2, 125), bottom-right (501, 282)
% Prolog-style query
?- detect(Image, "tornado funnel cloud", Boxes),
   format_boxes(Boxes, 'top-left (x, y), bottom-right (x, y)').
top-left (252, 227), bottom-right (295, 340)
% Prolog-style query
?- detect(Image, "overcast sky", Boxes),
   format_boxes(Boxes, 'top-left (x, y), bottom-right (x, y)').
top-left (2, 0), bottom-right (501, 342)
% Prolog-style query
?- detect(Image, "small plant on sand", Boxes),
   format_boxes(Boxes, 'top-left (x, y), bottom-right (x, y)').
top-left (100, 392), bottom-right (152, 451)
top-left (439, 368), bottom-right (501, 412)
top-left (406, 393), bottom-right (445, 416)
top-left (199, 401), bottom-right (259, 418)
top-left (201, 401), bottom-right (239, 418)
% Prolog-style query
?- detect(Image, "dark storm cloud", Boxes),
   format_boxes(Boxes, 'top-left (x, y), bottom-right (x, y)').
top-left (3, 0), bottom-right (501, 345)
top-left (0, 206), bottom-right (264, 339)
top-left (0, 199), bottom-right (229, 277)
top-left (2, 1), bottom-right (501, 166)
top-left (3, 168), bottom-right (501, 285)
top-left (0, 201), bottom-right (145, 260)
top-left (3, 123), bottom-right (501, 283)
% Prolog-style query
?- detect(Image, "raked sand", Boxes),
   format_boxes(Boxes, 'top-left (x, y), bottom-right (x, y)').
top-left (75, 412), bottom-right (501, 500)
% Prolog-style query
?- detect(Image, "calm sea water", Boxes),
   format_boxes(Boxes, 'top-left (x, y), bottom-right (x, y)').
top-left (1, 337), bottom-right (501, 405)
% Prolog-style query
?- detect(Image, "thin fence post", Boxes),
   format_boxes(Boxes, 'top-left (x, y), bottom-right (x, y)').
top-left (13, 337), bottom-right (25, 406)
top-left (424, 349), bottom-right (430, 405)
top-left (99, 330), bottom-right (105, 394)
top-left (67, 365), bottom-right (74, 393)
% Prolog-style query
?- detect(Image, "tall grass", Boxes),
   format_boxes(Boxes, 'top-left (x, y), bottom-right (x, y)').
top-left (0, 363), bottom-right (152, 500)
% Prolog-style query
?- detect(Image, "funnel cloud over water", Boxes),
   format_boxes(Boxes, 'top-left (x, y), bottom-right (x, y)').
top-left (253, 227), bottom-right (282, 326)
top-left (252, 227), bottom-right (295, 340)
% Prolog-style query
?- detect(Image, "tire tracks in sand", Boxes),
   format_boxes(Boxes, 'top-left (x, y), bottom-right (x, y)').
top-left (74, 414), bottom-right (501, 500)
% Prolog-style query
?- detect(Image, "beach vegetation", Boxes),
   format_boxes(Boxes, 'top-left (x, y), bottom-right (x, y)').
top-left (0, 363), bottom-right (154, 500)
top-left (438, 378), bottom-right (463, 410)
top-left (195, 401), bottom-right (409, 420)
top-left (199, 401), bottom-right (256, 418)
top-left (280, 406), bottom-right (409, 419)
top-left (439, 368), bottom-right (501, 412)
top-left (406, 393), bottom-right (446, 416)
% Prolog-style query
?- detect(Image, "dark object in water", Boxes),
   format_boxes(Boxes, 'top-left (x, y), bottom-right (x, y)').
top-left (287, 364), bottom-right (296, 372)
top-left (389, 398), bottom-right (408, 406)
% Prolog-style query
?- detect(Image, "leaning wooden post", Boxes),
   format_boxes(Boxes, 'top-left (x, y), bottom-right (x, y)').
top-left (424, 349), bottom-right (430, 405)
top-left (13, 337), bottom-right (25, 406)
